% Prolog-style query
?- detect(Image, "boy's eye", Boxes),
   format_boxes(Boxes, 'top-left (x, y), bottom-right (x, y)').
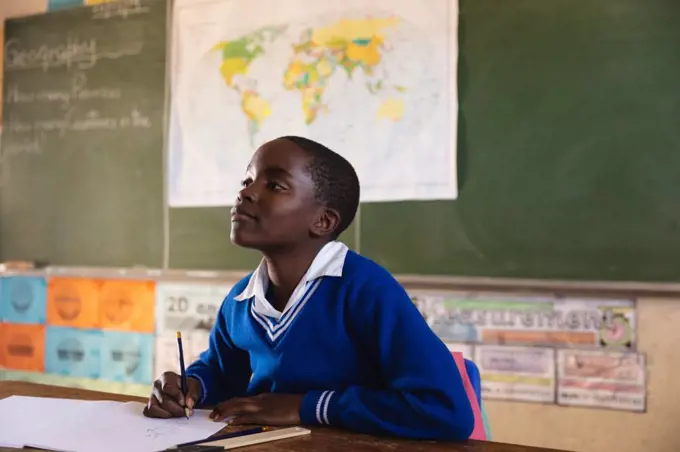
top-left (268, 181), bottom-right (285, 191)
top-left (240, 178), bottom-right (252, 187)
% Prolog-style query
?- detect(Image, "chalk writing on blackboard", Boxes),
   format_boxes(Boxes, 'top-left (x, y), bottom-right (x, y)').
top-left (6, 72), bottom-right (123, 109)
top-left (1, 133), bottom-right (44, 157)
top-left (3, 106), bottom-right (151, 156)
top-left (7, 108), bottom-right (151, 135)
top-left (92, 0), bottom-right (150, 21)
top-left (4, 36), bottom-right (143, 72)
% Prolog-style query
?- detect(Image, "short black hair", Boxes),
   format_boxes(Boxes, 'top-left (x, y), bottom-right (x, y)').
top-left (280, 136), bottom-right (360, 239)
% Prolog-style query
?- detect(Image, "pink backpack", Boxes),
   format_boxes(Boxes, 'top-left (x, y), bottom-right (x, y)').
top-left (451, 351), bottom-right (488, 441)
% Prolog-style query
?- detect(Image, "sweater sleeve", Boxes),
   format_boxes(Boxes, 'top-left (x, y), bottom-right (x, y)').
top-left (185, 297), bottom-right (251, 407)
top-left (299, 278), bottom-right (475, 441)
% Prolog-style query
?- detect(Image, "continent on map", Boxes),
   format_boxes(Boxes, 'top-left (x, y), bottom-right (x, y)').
top-left (211, 25), bottom-right (287, 143)
top-left (283, 17), bottom-right (408, 124)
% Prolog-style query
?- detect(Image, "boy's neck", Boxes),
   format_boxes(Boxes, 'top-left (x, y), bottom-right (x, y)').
top-left (263, 240), bottom-right (329, 312)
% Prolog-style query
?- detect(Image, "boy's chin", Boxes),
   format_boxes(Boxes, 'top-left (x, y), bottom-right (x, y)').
top-left (230, 229), bottom-right (265, 249)
top-left (230, 231), bottom-right (255, 248)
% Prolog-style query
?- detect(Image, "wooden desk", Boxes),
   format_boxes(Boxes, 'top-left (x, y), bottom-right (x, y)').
top-left (0, 381), bottom-right (567, 452)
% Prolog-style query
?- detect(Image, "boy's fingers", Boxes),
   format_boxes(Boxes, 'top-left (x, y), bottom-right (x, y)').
top-left (153, 384), bottom-right (181, 408)
top-left (143, 395), bottom-right (173, 419)
top-left (144, 405), bottom-right (173, 419)
top-left (151, 382), bottom-right (165, 405)
top-left (187, 377), bottom-right (203, 407)
top-left (160, 376), bottom-right (183, 400)
top-left (229, 415), bottom-right (259, 426)
top-left (158, 375), bottom-right (188, 409)
top-left (210, 398), bottom-right (260, 422)
top-left (160, 397), bottom-right (188, 418)
top-left (153, 382), bottom-right (188, 417)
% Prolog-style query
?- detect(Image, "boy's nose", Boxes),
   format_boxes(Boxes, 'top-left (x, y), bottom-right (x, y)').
top-left (238, 185), bottom-right (258, 203)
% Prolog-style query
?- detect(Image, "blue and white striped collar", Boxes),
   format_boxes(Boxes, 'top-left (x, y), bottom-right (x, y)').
top-left (234, 241), bottom-right (349, 320)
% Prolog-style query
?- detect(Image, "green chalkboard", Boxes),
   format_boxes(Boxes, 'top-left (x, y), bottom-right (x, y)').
top-left (360, 0), bottom-right (680, 282)
top-left (4, 0), bottom-right (679, 283)
top-left (168, 0), bottom-right (680, 282)
top-left (0, 0), bottom-right (168, 267)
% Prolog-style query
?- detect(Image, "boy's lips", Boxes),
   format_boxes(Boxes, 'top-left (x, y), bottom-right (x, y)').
top-left (231, 206), bottom-right (258, 221)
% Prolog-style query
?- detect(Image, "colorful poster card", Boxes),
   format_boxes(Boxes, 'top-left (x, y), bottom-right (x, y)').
top-left (474, 345), bottom-right (556, 403)
top-left (100, 331), bottom-right (154, 384)
top-left (99, 280), bottom-right (155, 333)
top-left (413, 293), bottom-right (636, 349)
top-left (155, 282), bottom-right (230, 334)
top-left (557, 349), bottom-right (646, 412)
top-left (0, 276), bottom-right (47, 324)
top-left (0, 323), bottom-right (46, 372)
top-left (45, 326), bottom-right (102, 379)
top-left (47, 278), bottom-right (100, 329)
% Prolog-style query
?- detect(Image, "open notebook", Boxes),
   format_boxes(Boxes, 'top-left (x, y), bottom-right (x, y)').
top-left (0, 396), bottom-right (226, 452)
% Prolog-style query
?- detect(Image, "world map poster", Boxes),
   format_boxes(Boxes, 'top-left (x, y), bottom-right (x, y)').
top-left (168, 0), bottom-right (459, 206)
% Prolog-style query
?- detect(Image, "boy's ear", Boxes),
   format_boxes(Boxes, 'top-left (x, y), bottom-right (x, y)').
top-left (311, 207), bottom-right (340, 238)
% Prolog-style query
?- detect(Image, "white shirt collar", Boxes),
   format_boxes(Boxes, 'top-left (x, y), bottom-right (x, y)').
top-left (234, 241), bottom-right (349, 319)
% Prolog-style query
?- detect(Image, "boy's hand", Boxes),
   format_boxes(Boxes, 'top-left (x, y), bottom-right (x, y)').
top-left (209, 393), bottom-right (304, 426)
top-left (143, 371), bottom-right (203, 419)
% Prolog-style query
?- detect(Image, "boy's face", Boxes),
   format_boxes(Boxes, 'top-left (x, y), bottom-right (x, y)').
top-left (230, 138), bottom-right (338, 250)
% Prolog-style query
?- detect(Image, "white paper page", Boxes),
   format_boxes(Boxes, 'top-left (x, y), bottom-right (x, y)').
top-left (0, 396), bottom-right (122, 448)
top-left (0, 397), bottom-right (225, 452)
top-left (29, 401), bottom-right (225, 452)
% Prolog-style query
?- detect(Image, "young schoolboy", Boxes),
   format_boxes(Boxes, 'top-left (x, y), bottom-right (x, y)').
top-left (143, 136), bottom-right (475, 440)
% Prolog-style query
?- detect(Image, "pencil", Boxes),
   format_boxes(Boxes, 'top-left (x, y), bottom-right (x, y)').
top-left (177, 331), bottom-right (190, 419)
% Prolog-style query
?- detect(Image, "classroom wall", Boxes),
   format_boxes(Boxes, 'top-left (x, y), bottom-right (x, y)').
top-left (1, 2), bottom-right (678, 452)
top-left (1, 270), bottom-right (677, 452)
top-left (486, 297), bottom-right (680, 452)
